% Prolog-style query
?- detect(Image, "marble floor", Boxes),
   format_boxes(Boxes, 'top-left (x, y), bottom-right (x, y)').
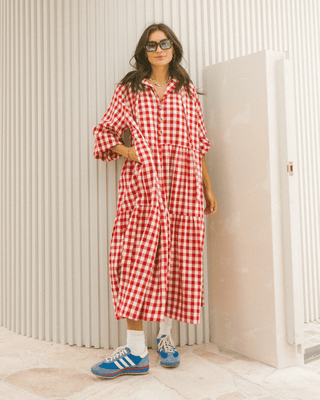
top-left (1, 326), bottom-right (320, 400)
top-left (304, 320), bottom-right (320, 349)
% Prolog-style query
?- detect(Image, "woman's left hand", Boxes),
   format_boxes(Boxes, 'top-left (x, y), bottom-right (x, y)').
top-left (204, 188), bottom-right (218, 216)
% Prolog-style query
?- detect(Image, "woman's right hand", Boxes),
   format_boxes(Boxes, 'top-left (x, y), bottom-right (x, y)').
top-left (127, 146), bottom-right (141, 163)
top-left (107, 144), bottom-right (141, 163)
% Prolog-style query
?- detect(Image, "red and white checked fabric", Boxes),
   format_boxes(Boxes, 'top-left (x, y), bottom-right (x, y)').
top-left (93, 78), bottom-right (211, 324)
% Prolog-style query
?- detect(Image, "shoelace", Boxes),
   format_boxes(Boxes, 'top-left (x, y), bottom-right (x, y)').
top-left (104, 345), bottom-right (128, 362)
top-left (158, 335), bottom-right (175, 353)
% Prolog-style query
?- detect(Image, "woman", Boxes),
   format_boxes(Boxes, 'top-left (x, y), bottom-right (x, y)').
top-left (91, 23), bottom-right (217, 379)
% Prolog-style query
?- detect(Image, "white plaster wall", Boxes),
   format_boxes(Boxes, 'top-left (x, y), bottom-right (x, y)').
top-left (204, 50), bottom-right (304, 368)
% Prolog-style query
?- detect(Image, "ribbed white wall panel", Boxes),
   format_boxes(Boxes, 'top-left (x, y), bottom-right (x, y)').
top-left (1, 0), bottom-right (320, 351)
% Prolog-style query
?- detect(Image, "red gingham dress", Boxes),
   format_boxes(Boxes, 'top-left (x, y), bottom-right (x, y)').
top-left (93, 78), bottom-right (211, 324)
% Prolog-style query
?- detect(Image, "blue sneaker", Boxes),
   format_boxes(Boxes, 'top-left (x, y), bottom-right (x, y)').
top-left (91, 345), bottom-right (149, 379)
top-left (157, 335), bottom-right (180, 367)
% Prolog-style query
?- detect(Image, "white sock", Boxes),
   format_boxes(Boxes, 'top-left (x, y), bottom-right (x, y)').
top-left (126, 329), bottom-right (146, 355)
top-left (158, 316), bottom-right (173, 337)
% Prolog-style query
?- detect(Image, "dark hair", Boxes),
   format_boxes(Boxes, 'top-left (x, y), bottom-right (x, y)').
top-left (120, 23), bottom-right (193, 96)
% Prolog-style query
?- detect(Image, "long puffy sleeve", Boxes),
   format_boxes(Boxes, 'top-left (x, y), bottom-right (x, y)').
top-left (93, 85), bottom-right (129, 162)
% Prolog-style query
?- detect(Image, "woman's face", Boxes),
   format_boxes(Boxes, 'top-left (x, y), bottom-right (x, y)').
top-left (146, 30), bottom-right (174, 69)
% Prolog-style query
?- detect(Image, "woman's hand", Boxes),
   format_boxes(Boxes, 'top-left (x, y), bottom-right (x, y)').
top-left (101, 144), bottom-right (141, 163)
top-left (127, 146), bottom-right (141, 163)
top-left (201, 155), bottom-right (217, 216)
top-left (204, 187), bottom-right (218, 216)
top-left (101, 151), bottom-right (108, 161)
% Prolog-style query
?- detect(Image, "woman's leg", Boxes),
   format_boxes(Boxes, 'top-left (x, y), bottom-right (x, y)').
top-left (158, 317), bottom-right (172, 337)
top-left (126, 319), bottom-right (146, 355)
top-left (126, 319), bottom-right (143, 331)
top-left (157, 317), bottom-right (180, 367)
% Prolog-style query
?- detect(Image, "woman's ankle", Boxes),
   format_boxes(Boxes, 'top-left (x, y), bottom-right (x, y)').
top-left (126, 318), bottom-right (143, 331)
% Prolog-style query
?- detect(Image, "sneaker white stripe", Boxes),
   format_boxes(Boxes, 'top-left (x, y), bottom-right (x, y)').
top-left (119, 358), bottom-right (129, 367)
top-left (125, 356), bottom-right (136, 366)
top-left (114, 360), bottom-right (124, 369)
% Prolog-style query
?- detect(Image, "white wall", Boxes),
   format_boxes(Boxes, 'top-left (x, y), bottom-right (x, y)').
top-left (204, 50), bottom-right (304, 368)
top-left (1, 0), bottom-right (320, 356)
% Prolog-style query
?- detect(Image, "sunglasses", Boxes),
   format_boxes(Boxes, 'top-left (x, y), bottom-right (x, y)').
top-left (145, 38), bottom-right (173, 52)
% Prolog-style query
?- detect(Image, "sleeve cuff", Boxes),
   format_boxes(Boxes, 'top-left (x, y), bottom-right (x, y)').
top-left (93, 135), bottom-right (123, 162)
top-left (199, 137), bottom-right (211, 158)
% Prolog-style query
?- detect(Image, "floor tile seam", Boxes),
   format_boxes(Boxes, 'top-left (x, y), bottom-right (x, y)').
top-left (37, 343), bottom-right (55, 365)
top-left (149, 370), bottom-right (188, 400)
top-left (188, 351), bottom-right (276, 390)
top-left (211, 346), bottom-right (252, 361)
top-left (190, 351), bottom-right (244, 370)
top-left (126, 374), bottom-right (173, 397)
top-left (0, 368), bottom-right (32, 379)
top-left (2, 343), bottom-right (53, 370)
top-left (0, 366), bottom-right (34, 376)
top-left (248, 368), bottom-right (305, 400)
top-left (231, 375), bottom-right (263, 399)
top-left (259, 367), bottom-right (282, 383)
top-left (211, 383), bottom-right (250, 399)
top-left (214, 361), bottom-right (283, 395)
top-left (231, 374), bottom-right (288, 400)
top-left (19, 350), bottom-right (48, 368)
top-left (0, 380), bottom-right (48, 400)
top-left (68, 372), bottom-right (109, 393)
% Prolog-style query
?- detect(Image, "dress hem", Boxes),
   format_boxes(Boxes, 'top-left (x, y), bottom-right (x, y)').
top-left (113, 308), bottom-right (203, 325)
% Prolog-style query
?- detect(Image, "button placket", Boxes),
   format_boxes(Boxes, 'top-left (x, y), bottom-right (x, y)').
top-left (158, 104), bottom-right (163, 136)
